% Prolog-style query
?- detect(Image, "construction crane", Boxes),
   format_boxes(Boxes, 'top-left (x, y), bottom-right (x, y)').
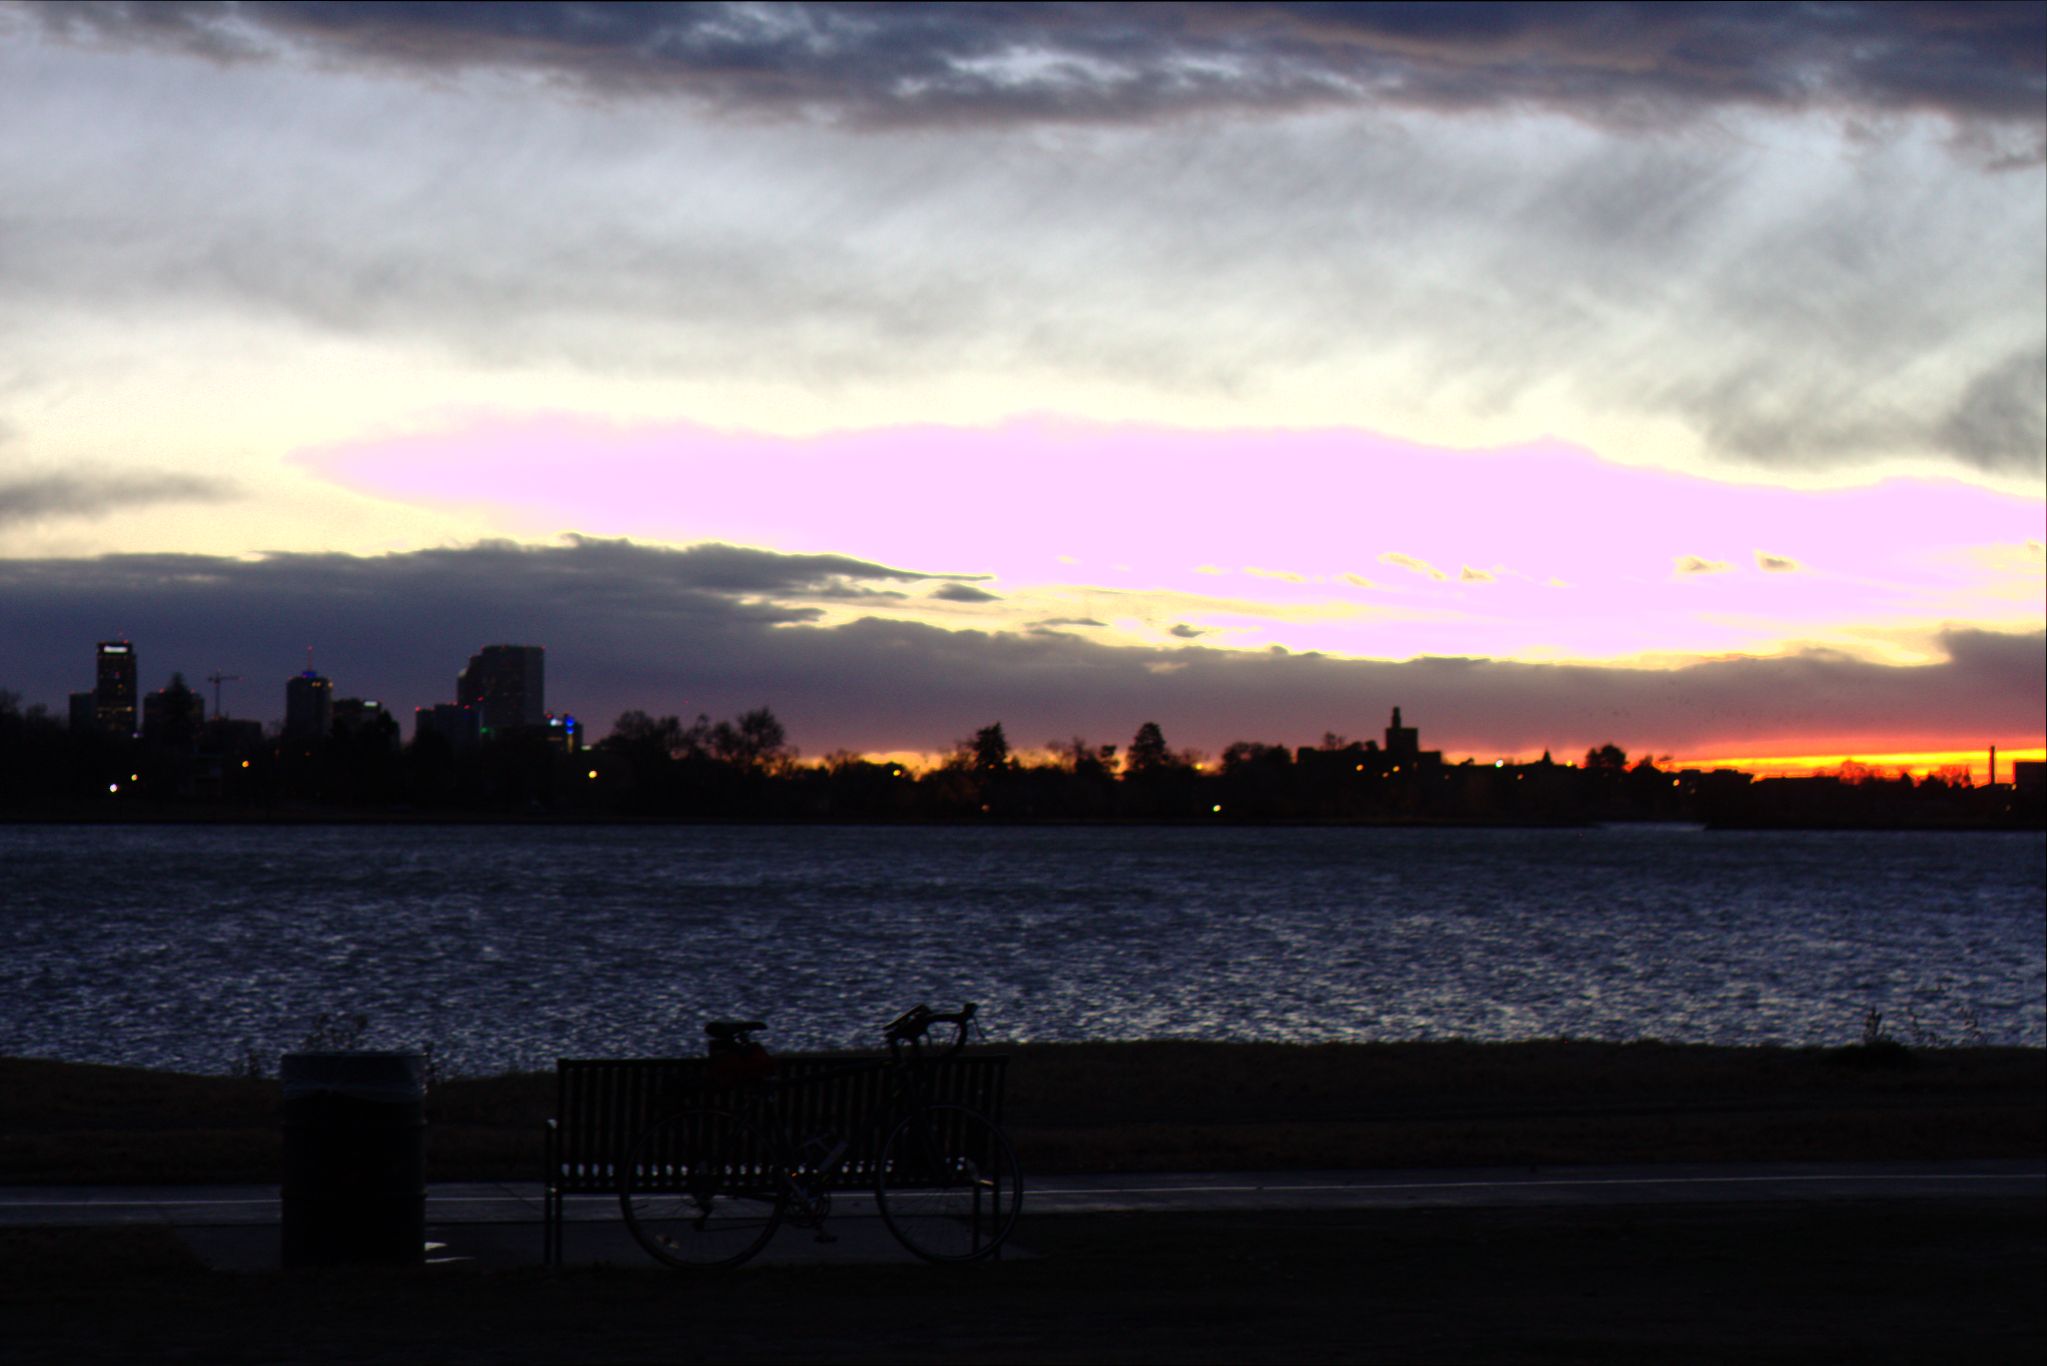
top-left (205, 672), bottom-right (241, 719)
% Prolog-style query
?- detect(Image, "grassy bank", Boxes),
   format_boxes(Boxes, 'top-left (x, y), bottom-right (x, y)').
top-left (3, 1039), bottom-right (2039, 1185)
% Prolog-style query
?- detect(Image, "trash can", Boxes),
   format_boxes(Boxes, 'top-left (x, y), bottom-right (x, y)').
top-left (280, 1052), bottom-right (426, 1268)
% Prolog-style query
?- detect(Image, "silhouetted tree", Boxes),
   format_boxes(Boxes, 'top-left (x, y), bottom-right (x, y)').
top-left (1051, 735), bottom-right (1117, 779)
top-left (1126, 721), bottom-right (1173, 776)
top-left (1220, 741), bottom-right (1294, 818)
top-left (969, 722), bottom-right (1011, 774)
top-left (711, 706), bottom-right (790, 773)
top-left (603, 710), bottom-right (708, 761)
top-left (1584, 743), bottom-right (1628, 771)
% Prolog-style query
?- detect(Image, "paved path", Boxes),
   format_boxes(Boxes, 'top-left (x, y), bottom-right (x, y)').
top-left (5, 1160), bottom-right (2037, 1271)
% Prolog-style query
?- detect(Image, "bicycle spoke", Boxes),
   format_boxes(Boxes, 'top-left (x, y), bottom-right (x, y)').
top-left (875, 1104), bottom-right (1022, 1263)
top-left (619, 1108), bottom-right (784, 1268)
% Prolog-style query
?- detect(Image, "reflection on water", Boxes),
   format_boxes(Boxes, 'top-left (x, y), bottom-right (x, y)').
top-left (1, 823), bottom-right (2040, 1073)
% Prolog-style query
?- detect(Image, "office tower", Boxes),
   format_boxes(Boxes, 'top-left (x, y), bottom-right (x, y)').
top-left (414, 702), bottom-right (480, 750)
top-left (332, 698), bottom-right (400, 751)
top-left (285, 670), bottom-right (334, 740)
top-left (457, 645), bottom-right (545, 734)
top-left (94, 640), bottom-right (137, 737)
top-left (143, 678), bottom-right (204, 745)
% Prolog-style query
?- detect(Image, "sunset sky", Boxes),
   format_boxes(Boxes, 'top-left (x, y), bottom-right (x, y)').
top-left (1, 3), bottom-right (2041, 772)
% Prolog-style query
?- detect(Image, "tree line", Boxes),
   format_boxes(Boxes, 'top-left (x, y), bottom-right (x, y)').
top-left (0, 690), bottom-right (2035, 828)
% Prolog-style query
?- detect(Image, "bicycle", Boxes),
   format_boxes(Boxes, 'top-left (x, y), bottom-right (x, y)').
top-left (617, 1003), bottom-right (1022, 1268)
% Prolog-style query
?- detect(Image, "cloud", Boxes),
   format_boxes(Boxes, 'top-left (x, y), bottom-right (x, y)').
top-left (552, 536), bottom-right (943, 596)
top-left (1939, 347), bottom-right (2047, 475)
top-left (0, 470), bottom-right (234, 528)
top-left (0, 539), bottom-right (2037, 758)
top-left (929, 582), bottom-right (1001, 603)
top-left (1676, 556), bottom-right (1732, 575)
top-left (1168, 624), bottom-right (1207, 639)
top-left (27, 2), bottom-right (2046, 134)
top-left (1459, 566), bottom-right (1493, 583)
top-left (6, 28), bottom-right (2037, 484)
top-left (1755, 552), bottom-right (1800, 573)
top-left (1380, 552), bottom-right (1446, 581)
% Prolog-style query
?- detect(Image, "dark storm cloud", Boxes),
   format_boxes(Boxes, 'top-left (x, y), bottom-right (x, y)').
top-left (29, 1), bottom-right (2045, 130)
top-left (0, 470), bottom-right (234, 527)
top-left (929, 582), bottom-right (1002, 603)
top-left (1939, 347), bottom-right (2047, 474)
top-left (1, 538), bottom-right (2037, 757)
top-left (558, 537), bottom-right (947, 594)
top-left (0, 538), bottom-right (932, 718)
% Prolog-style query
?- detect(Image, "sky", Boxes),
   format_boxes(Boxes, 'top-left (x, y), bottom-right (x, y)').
top-left (1, 2), bottom-right (2042, 772)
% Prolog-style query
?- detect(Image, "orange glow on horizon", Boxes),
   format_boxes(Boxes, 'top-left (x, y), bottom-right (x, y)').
top-left (1666, 747), bottom-right (2045, 781)
top-left (826, 744), bottom-right (2047, 783)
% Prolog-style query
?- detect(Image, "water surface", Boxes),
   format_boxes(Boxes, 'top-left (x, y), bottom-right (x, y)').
top-left (2, 823), bottom-right (2039, 1074)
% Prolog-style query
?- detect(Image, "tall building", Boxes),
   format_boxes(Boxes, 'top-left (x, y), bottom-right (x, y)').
top-left (142, 677), bottom-right (204, 746)
top-left (284, 670), bottom-right (333, 741)
top-left (1384, 706), bottom-right (1418, 760)
top-left (457, 645), bottom-right (545, 734)
top-left (94, 640), bottom-right (137, 737)
top-left (414, 702), bottom-right (480, 750)
top-left (333, 697), bottom-right (400, 752)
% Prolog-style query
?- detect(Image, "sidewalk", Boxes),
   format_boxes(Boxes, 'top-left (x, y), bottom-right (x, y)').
top-left (4, 1159), bottom-right (2038, 1272)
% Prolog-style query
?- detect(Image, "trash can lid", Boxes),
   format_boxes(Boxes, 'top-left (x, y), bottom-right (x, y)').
top-left (281, 1052), bottom-right (426, 1102)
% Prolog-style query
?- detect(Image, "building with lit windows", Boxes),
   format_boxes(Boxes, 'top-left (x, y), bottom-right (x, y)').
top-left (457, 645), bottom-right (545, 735)
top-left (93, 640), bottom-right (137, 737)
top-left (284, 669), bottom-right (333, 740)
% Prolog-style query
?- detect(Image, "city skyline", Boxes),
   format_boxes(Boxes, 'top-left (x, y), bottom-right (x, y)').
top-left (0, 5), bottom-right (2041, 772)
top-left (26, 631), bottom-right (2042, 782)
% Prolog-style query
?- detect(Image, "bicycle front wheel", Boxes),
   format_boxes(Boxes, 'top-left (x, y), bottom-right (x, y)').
top-left (875, 1103), bottom-right (1022, 1263)
top-left (619, 1107), bottom-right (784, 1269)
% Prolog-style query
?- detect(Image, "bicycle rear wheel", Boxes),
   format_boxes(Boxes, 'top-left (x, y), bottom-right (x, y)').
top-left (619, 1107), bottom-right (784, 1268)
top-left (875, 1103), bottom-right (1022, 1263)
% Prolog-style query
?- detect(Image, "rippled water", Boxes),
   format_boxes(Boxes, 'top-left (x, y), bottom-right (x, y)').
top-left (1, 823), bottom-right (2040, 1074)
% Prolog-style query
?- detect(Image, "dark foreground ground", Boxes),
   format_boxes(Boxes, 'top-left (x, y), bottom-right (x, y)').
top-left (3, 1041), bottom-right (2040, 1361)
top-left (5, 1200), bottom-right (2042, 1363)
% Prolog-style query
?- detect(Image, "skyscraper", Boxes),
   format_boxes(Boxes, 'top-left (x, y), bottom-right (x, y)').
top-left (457, 645), bottom-right (545, 734)
top-left (284, 669), bottom-right (333, 741)
top-left (94, 640), bottom-right (137, 737)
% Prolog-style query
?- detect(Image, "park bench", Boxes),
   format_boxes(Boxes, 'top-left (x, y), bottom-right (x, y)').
top-left (542, 1051), bottom-right (1009, 1266)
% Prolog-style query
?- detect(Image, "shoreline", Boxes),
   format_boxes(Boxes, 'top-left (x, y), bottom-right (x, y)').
top-left (7, 808), bottom-right (2042, 830)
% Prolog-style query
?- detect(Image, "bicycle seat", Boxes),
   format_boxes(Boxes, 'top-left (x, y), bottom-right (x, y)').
top-left (704, 1019), bottom-right (767, 1041)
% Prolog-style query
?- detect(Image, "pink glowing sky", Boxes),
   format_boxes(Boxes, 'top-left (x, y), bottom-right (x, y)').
top-left (294, 414), bottom-right (2044, 668)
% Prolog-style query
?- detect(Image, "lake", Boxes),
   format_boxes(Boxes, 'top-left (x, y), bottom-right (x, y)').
top-left (1, 822), bottom-right (2040, 1075)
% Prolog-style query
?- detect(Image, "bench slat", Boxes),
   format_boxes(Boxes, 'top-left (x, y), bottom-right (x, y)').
top-left (544, 1051), bottom-right (1009, 1264)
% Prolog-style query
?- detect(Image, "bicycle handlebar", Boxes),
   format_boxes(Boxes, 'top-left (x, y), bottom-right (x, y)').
top-left (884, 1002), bottom-right (977, 1057)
